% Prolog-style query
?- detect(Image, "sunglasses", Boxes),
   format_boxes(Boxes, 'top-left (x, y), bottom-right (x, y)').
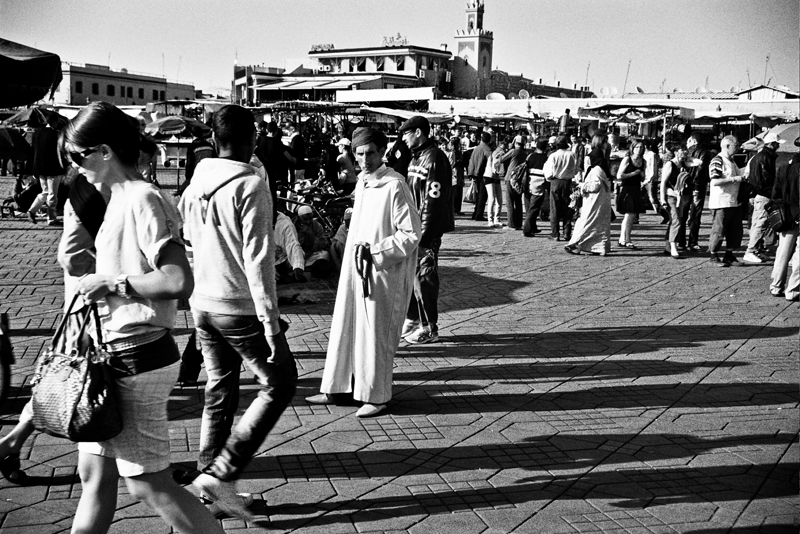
top-left (68, 146), bottom-right (101, 166)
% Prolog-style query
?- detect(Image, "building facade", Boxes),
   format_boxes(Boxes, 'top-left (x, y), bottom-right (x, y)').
top-left (452, 1), bottom-right (494, 99)
top-left (54, 63), bottom-right (195, 106)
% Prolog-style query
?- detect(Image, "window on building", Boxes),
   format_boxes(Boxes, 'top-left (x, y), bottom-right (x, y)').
top-left (127, 87), bottom-right (133, 98)
top-left (138, 88), bottom-right (144, 99)
top-left (356, 57), bottom-right (366, 72)
top-left (75, 81), bottom-right (83, 93)
top-left (159, 90), bottom-right (165, 100)
top-left (107, 85), bottom-right (115, 96)
top-left (396, 56), bottom-right (405, 71)
top-left (92, 83), bottom-right (99, 95)
top-left (376, 57), bottom-right (385, 72)
top-left (121, 85), bottom-right (125, 96)
top-left (153, 89), bottom-right (159, 100)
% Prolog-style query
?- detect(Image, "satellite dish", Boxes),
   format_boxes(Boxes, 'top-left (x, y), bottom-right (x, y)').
top-left (609, 86), bottom-right (618, 96)
top-left (486, 92), bottom-right (506, 101)
top-left (508, 92), bottom-right (518, 99)
top-left (600, 87), bottom-right (610, 96)
top-left (673, 88), bottom-right (683, 93)
top-left (695, 86), bottom-right (708, 93)
top-left (453, 115), bottom-right (461, 124)
top-left (636, 86), bottom-right (644, 93)
top-left (519, 89), bottom-right (530, 99)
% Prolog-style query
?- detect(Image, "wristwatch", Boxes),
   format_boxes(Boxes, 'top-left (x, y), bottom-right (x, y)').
top-left (114, 275), bottom-right (131, 299)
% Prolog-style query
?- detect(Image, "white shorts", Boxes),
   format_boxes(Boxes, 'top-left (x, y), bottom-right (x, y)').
top-left (79, 361), bottom-right (179, 477)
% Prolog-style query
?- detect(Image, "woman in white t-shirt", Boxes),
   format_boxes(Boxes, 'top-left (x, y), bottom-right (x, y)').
top-left (64, 102), bottom-right (223, 534)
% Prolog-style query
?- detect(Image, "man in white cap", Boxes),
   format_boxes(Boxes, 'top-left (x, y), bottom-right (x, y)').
top-left (306, 127), bottom-right (421, 417)
top-left (743, 131), bottom-right (785, 263)
top-left (294, 205), bottom-right (332, 278)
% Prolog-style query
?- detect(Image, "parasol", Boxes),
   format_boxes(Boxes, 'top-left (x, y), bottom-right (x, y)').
top-left (3, 106), bottom-right (69, 130)
top-left (0, 126), bottom-right (32, 160)
top-left (742, 123), bottom-right (799, 154)
top-left (0, 39), bottom-right (62, 107)
top-left (144, 115), bottom-right (211, 138)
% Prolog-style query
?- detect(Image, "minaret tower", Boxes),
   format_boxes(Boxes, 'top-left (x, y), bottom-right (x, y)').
top-left (452, 1), bottom-right (494, 98)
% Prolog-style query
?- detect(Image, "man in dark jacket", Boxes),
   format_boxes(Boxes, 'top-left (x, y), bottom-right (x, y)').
top-left (744, 132), bottom-right (783, 263)
top-left (398, 116), bottom-right (453, 344)
top-left (686, 133), bottom-right (712, 251)
top-left (769, 139), bottom-right (799, 300)
top-left (468, 131), bottom-right (492, 221)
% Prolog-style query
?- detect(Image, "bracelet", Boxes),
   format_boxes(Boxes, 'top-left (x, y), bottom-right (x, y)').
top-left (114, 275), bottom-right (131, 299)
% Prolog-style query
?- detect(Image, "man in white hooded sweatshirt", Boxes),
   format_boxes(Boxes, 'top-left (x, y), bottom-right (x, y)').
top-left (178, 105), bottom-right (297, 520)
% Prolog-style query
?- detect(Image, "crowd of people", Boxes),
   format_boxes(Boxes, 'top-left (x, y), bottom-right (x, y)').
top-left (0, 101), bottom-right (797, 532)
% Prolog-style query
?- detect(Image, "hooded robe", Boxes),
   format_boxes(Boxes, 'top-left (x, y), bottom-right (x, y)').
top-left (321, 164), bottom-right (421, 404)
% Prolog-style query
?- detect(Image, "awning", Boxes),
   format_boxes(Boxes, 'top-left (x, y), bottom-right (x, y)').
top-left (361, 106), bottom-right (453, 124)
top-left (286, 80), bottom-right (326, 90)
top-left (319, 80), bottom-right (361, 90)
top-left (255, 80), bottom-right (300, 90)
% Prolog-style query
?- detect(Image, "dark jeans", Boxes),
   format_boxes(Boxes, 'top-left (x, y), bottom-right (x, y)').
top-left (523, 193), bottom-right (546, 234)
top-left (407, 238), bottom-right (440, 329)
top-left (708, 206), bottom-right (744, 253)
top-left (194, 312), bottom-right (297, 480)
top-left (503, 181), bottom-right (523, 229)
top-left (471, 177), bottom-right (488, 220)
top-left (687, 192), bottom-right (705, 247)
top-left (550, 179), bottom-right (572, 237)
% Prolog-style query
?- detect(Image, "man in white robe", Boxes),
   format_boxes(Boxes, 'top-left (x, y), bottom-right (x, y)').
top-left (306, 127), bottom-right (421, 417)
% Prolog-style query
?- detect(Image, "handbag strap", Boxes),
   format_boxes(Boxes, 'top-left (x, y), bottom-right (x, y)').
top-left (50, 293), bottom-right (83, 352)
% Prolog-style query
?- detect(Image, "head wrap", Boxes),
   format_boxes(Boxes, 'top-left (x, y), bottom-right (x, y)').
top-left (297, 205), bottom-right (313, 216)
top-left (588, 148), bottom-right (605, 170)
top-left (352, 127), bottom-right (388, 149)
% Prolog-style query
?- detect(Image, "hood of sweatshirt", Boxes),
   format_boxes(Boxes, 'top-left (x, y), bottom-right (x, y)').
top-left (190, 158), bottom-right (257, 198)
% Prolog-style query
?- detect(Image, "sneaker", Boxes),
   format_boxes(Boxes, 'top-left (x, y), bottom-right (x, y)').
top-left (493, 221), bottom-right (504, 228)
top-left (486, 221), bottom-right (495, 227)
top-left (193, 474), bottom-right (254, 521)
top-left (400, 319), bottom-right (420, 338)
top-left (689, 244), bottom-right (702, 252)
top-left (201, 493), bottom-right (255, 519)
top-left (405, 328), bottom-right (439, 344)
top-left (743, 252), bottom-right (764, 264)
top-left (723, 251), bottom-right (739, 265)
top-left (709, 254), bottom-right (728, 267)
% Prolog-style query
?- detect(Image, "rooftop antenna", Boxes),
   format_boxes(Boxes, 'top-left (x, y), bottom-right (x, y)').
top-left (763, 53), bottom-right (769, 85)
top-left (176, 55), bottom-right (182, 80)
top-left (162, 53), bottom-right (165, 78)
top-left (621, 59), bottom-right (631, 97)
top-left (660, 78), bottom-right (666, 92)
top-left (583, 62), bottom-right (590, 97)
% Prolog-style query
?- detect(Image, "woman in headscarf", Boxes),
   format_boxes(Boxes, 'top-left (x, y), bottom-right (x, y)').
top-left (565, 148), bottom-right (612, 255)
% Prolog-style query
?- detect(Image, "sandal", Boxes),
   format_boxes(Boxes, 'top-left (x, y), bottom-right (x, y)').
top-left (564, 245), bottom-right (580, 255)
top-left (624, 243), bottom-right (638, 250)
top-left (0, 453), bottom-right (28, 484)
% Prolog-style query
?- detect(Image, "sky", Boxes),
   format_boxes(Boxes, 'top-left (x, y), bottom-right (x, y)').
top-left (2, 0), bottom-right (798, 96)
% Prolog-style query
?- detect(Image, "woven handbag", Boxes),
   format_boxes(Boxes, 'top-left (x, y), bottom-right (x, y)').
top-left (31, 295), bottom-right (122, 442)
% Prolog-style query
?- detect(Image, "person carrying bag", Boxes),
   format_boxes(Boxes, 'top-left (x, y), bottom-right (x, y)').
top-left (31, 294), bottom-right (121, 442)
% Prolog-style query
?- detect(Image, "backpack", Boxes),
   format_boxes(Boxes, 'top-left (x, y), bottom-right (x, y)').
top-left (674, 170), bottom-right (691, 195)
top-left (508, 161), bottom-right (528, 195)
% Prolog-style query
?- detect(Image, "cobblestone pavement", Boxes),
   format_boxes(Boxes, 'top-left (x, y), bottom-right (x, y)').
top-left (0, 184), bottom-right (797, 533)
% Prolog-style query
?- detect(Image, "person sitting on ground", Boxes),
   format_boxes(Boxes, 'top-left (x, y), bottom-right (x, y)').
top-left (274, 211), bottom-right (307, 284)
top-left (294, 205), bottom-right (332, 278)
top-left (330, 207), bottom-right (353, 272)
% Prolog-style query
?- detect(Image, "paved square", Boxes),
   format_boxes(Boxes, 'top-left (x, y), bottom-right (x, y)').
top-left (0, 186), bottom-right (797, 533)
